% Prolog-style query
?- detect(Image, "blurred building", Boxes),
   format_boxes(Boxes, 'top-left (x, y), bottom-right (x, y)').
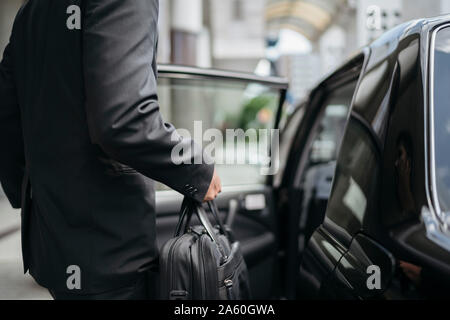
top-left (266, 0), bottom-right (450, 102)
top-left (277, 53), bottom-right (321, 102)
top-left (2, 0), bottom-right (450, 103)
top-left (209, 0), bottom-right (267, 72)
top-left (158, 0), bottom-right (266, 72)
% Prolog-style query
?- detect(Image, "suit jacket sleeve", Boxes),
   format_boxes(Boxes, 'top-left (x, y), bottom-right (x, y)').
top-left (0, 41), bottom-right (25, 209)
top-left (82, 0), bottom-right (214, 202)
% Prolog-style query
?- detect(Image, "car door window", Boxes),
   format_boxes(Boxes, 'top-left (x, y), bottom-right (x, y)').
top-left (432, 27), bottom-right (450, 223)
top-left (325, 119), bottom-right (381, 237)
top-left (156, 77), bottom-right (282, 190)
top-left (296, 81), bottom-right (356, 244)
top-left (306, 84), bottom-right (355, 168)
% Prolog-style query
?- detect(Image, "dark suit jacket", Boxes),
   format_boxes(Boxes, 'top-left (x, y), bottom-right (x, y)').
top-left (0, 0), bottom-right (214, 294)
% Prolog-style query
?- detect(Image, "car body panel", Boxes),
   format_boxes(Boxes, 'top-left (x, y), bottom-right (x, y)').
top-left (299, 16), bottom-right (450, 299)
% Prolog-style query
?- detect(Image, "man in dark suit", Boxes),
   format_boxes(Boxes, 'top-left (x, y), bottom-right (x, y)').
top-left (0, 0), bottom-right (221, 300)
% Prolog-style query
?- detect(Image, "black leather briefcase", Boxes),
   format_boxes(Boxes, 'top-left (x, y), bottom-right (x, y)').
top-left (159, 198), bottom-right (251, 300)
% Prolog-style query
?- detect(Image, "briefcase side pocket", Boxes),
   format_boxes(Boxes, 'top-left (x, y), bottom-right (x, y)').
top-left (217, 242), bottom-right (251, 300)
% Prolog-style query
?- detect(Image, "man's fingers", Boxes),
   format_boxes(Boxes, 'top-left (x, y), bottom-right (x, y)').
top-left (203, 169), bottom-right (222, 202)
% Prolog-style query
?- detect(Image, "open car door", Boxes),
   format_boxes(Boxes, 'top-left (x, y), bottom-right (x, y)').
top-left (154, 65), bottom-right (288, 299)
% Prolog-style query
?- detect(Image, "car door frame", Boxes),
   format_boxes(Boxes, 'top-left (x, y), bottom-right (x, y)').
top-left (154, 65), bottom-right (289, 298)
top-left (276, 50), bottom-right (369, 299)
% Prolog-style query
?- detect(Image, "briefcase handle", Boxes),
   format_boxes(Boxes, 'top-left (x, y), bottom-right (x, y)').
top-left (174, 197), bottom-right (191, 237)
top-left (175, 198), bottom-right (228, 260)
top-left (207, 201), bottom-right (229, 237)
top-left (175, 198), bottom-right (227, 237)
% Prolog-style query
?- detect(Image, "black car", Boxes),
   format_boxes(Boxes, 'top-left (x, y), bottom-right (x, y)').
top-left (153, 16), bottom-right (450, 301)
top-left (296, 17), bottom-right (450, 299)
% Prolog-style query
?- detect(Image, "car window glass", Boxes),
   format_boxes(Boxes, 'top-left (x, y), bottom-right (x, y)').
top-left (156, 77), bottom-right (281, 190)
top-left (307, 100), bottom-right (349, 166)
top-left (352, 61), bottom-right (389, 124)
top-left (296, 81), bottom-right (356, 243)
top-left (299, 81), bottom-right (356, 193)
top-left (379, 37), bottom-right (422, 228)
top-left (325, 119), bottom-right (380, 236)
top-left (433, 27), bottom-right (450, 222)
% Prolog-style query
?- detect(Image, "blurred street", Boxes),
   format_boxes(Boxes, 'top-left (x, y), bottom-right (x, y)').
top-left (0, 196), bottom-right (51, 300)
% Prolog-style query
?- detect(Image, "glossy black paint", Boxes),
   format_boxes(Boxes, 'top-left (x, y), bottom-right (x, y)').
top-left (294, 17), bottom-right (450, 299)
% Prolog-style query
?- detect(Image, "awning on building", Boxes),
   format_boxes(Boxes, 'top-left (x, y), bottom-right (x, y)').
top-left (265, 0), bottom-right (345, 41)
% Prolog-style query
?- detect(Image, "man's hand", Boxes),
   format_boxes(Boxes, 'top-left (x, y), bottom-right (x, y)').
top-left (204, 169), bottom-right (222, 202)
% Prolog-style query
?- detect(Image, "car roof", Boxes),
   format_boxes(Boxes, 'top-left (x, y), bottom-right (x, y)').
top-left (317, 16), bottom-right (450, 89)
top-left (157, 64), bottom-right (289, 89)
top-left (366, 15), bottom-right (450, 64)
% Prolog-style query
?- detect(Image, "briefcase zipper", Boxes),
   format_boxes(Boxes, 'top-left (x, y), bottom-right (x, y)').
top-left (224, 279), bottom-right (235, 300)
top-left (168, 235), bottom-right (187, 298)
top-left (220, 256), bottom-right (244, 300)
top-left (199, 235), bottom-right (208, 299)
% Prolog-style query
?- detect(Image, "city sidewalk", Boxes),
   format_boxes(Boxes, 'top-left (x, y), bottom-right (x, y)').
top-left (0, 196), bottom-right (51, 300)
